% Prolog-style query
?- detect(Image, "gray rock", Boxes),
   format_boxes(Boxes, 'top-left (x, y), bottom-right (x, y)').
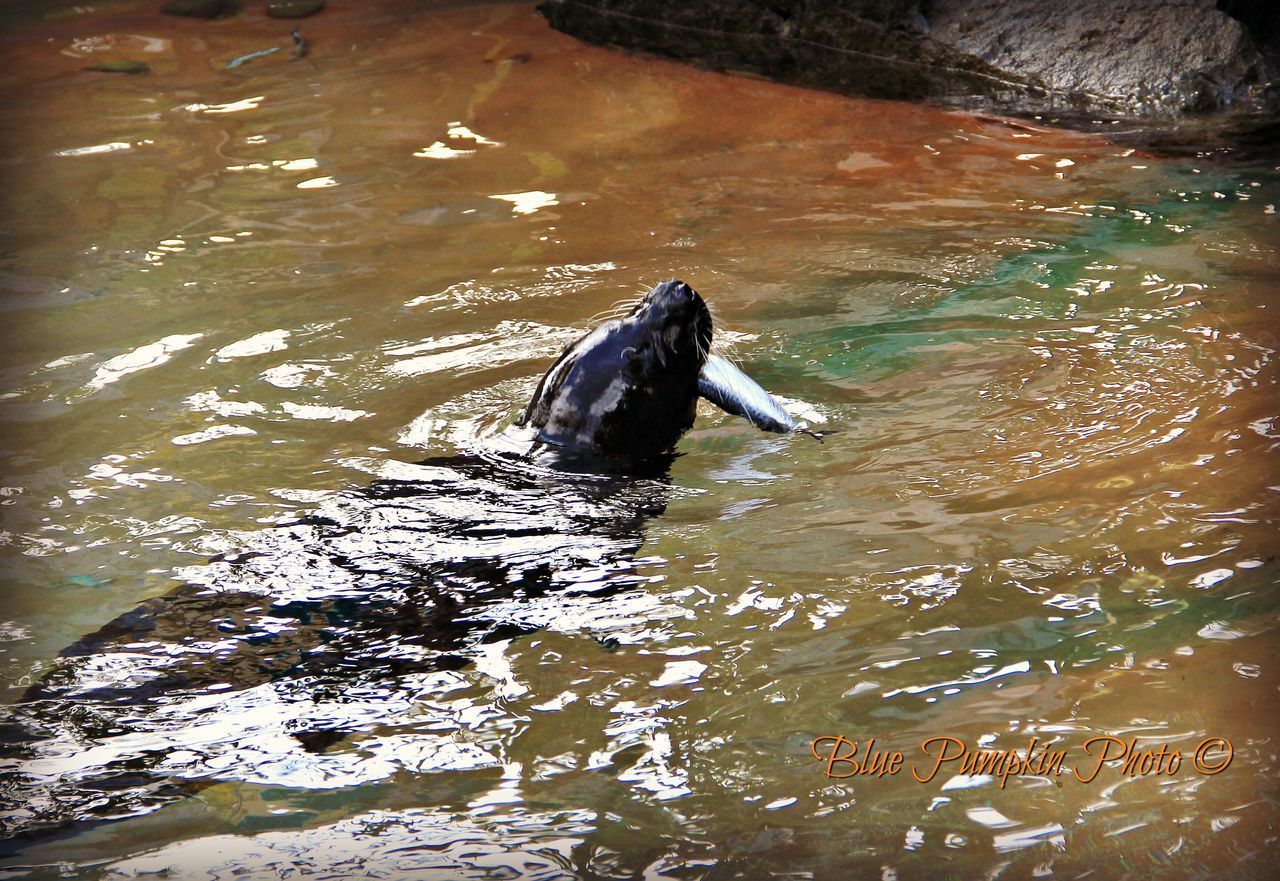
top-left (538, 0), bottom-right (1278, 121)
top-left (926, 0), bottom-right (1268, 116)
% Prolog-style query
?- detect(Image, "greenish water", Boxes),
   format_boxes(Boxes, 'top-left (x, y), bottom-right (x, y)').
top-left (1, 2), bottom-right (1277, 878)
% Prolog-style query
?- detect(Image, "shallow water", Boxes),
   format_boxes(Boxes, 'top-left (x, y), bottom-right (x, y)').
top-left (1, 1), bottom-right (1278, 878)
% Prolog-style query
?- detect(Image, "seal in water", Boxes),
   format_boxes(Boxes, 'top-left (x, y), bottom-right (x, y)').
top-left (519, 278), bottom-right (803, 460)
top-left (517, 278), bottom-right (713, 459)
top-left (2, 279), bottom-right (807, 846)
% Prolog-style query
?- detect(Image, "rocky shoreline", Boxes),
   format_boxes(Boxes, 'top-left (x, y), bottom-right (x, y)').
top-left (540, 0), bottom-right (1279, 147)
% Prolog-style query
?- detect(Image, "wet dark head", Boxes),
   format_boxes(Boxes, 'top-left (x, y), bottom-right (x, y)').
top-left (518, 279), bottom-right (713, 461)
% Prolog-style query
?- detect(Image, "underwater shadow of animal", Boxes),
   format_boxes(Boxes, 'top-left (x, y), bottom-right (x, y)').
top-left (1, 279), bottom-right (810, 846)
top-left (1, 449), bottom-right (680, 843)
top-left (30, 451), bottom-right (675, 702)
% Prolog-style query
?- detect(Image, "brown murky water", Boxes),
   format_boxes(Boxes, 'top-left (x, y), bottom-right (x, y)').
top-left (1, 2), bottom-right (1278, 878)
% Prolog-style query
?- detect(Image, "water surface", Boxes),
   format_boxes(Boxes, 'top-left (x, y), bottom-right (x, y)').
top-left (1, 2), bottom-right (1277, 878)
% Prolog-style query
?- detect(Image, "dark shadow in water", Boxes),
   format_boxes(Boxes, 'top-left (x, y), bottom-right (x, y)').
top-left (0, 447), bottom-right (677, 845)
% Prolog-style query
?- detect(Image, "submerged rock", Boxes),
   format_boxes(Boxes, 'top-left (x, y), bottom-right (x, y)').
top-left (160, 0), bottom-right (236, 18)
top-left (539, 0), bottom-right (1279, 123)
top-left (82, 59), bottom-right (150, 74)
top-left (267, 0), bottom-right (325, 18)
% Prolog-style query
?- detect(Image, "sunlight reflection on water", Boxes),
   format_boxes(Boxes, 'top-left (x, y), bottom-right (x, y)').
top-left (0, 1), bottom-right (1277, 879)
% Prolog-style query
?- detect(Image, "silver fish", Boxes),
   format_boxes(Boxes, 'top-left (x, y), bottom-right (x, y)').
top-left (698, 354), bottom-right (796, 434)
top-left (227, 46), bottom-right (281, 69)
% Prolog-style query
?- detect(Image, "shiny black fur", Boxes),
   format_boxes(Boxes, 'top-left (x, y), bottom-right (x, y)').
top-left (2, 284), bottom-right (718, 845)
top-left (518, 279), bottom-right (713, 459)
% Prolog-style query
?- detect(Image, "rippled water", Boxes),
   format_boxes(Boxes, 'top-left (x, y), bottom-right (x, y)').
top-left (1, 2), bottom-right (1278, 878)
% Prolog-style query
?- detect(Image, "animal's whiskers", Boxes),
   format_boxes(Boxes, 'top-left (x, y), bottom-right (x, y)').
top-left (709, 328), bottom-right (744, 367)
top-left (585, 298), bottom-right (640, 325)
top-left (696, 299), bottom-right (716, 363)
